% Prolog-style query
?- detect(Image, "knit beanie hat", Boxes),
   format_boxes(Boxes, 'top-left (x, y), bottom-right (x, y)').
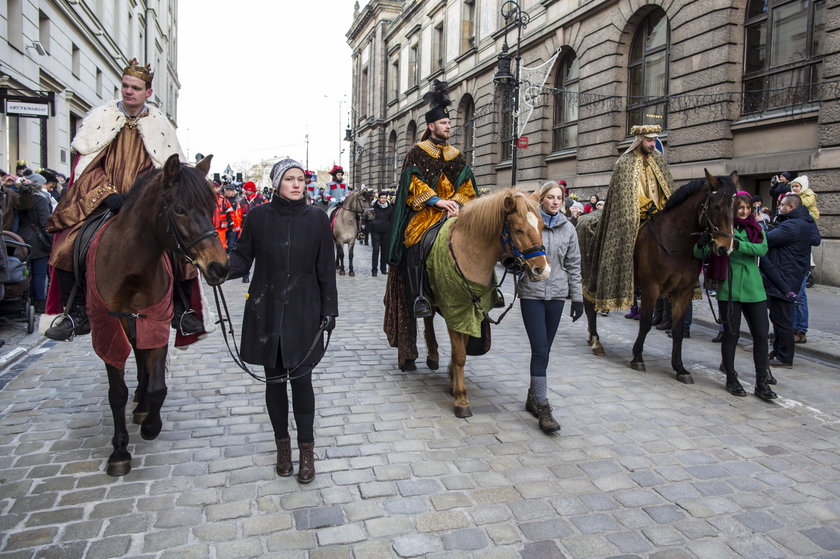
top-left (270, 158), bottom-right (304, 189)
top-left (791, 175), bottom-right (810, 191)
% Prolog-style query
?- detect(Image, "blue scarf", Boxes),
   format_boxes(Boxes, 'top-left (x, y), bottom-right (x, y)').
top-left (540, 209), bottom-right (562, 228)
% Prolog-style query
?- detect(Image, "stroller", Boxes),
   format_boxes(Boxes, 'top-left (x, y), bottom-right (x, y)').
top-left (0, 231), bottom-right (35, 334)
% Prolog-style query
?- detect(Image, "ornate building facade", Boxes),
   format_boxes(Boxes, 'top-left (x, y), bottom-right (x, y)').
top-left (1, 0), bottom-right (180, 177)
top-left (347, 0), bottom-right (840, 285)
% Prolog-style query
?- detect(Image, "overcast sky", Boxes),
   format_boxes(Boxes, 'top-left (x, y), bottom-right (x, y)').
top-left (177, 1), bottom-right (357, 178)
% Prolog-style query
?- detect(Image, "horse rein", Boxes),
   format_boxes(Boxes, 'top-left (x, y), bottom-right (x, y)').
top-left (160, 198), bottom-right (219, 265)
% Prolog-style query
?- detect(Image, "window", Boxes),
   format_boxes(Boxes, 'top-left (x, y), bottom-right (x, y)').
top-left (388, 56), bottom-right (400, 102)
top-left (743, 0), bottom-right (825, 114)
top-left (39, 11), bottom-right (51, 54)
top-left (553, 51), bottom-right (579, 151)
top-left (96, 70), bottom-right (103, 98)
top-left (406, 120), bottom-right (417, 148)
top-left (8, 0), bottom-right (24, 51)
top-left (459, 95), bottom-right (476, 167)
top-left (360, 67), bottom-right (369, 116)
top-left (72, 45), bottom-right (81, 78)
top-left (409, 43), bottom-right (420, 87)
top-left (500, 94), bottom-right (513, 161)
top-left (432, 22), bottom-right (445, 73)
top-left (388, 130), bottom-right (398, 183)
top-left (627, 9), bottom-right (669, 130)
top-left (461, 0), bottom-right (476, 53)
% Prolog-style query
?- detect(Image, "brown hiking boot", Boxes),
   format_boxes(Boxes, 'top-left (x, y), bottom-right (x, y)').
top-left (535, 400), bottom-right (561, 433)
top-left (297, 442), bottom-right (316, 484)
top-left (525, 389), bottom-right (539, 418)
top-left (275, 438), bottom-right (292, 477)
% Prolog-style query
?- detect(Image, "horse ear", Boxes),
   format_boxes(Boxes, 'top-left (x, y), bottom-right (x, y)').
top-left (503, 190), bottom-right (516, 212)
top-left (704, 168), bottom-right (720, 191)
top-left (163, 153), bottom-right (181, 183)
top-left (195, 154), bottom-right (213, 176)
top-left (729, 170), bottom-right (740, 189)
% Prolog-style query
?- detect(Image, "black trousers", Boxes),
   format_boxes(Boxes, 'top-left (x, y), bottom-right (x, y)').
top-left (264, 365), bottom-right (315, 443)
top-left (370, 231), bottom-right (389, 273)
top-left (767, 296), bottom-right (795, 364)
top-left (718, 299), bottom-right (769, 376)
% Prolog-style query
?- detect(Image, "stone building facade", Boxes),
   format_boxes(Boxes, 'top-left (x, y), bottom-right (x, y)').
top-left (1, 0), bottom-right (180, 177)
top-left (347, 0), bottom-right (840, 286)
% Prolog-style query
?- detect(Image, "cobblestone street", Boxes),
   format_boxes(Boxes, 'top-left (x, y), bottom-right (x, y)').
top-left (1, 243), bottom-right (840, 559)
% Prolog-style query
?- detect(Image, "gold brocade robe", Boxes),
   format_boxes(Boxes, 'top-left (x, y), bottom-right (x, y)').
top-left (47, 123), bottom-right (153, 270)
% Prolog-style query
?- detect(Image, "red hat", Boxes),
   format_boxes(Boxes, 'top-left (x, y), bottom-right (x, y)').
top-left (329, 165), bottom-right (344, 176)
top-left (304, 169), bottom-right (314, 177)
top-left (243, 181), bottom-right (257, 192)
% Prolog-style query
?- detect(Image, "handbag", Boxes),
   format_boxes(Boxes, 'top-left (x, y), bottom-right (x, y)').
top-left (465, 317), bottom-right (492, 356)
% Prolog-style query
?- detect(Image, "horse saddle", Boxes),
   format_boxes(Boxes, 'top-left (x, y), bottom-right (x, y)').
top-left (73, 208), bottom-right (114, 287)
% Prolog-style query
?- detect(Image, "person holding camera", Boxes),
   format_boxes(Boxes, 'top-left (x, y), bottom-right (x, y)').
top-left (769, 171), bottom-right (795, 204)
top-left (227, 158), bottom-right (338, 484)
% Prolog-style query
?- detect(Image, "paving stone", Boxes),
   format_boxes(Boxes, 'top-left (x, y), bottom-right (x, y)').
top-left (315, 524), bottom-right (367, 546)
top-left (397, 478), bottom-right (444, 497)
top-left (392, 534), bottom-right (440, 558)
top-left (364, 515), bottom-right (413, 538)
top-left (141, 528), bottom-right (189, 553)
top-left (520, 540), bottom-right (568, 559)
top-left (518, 518), bottom-right (574, 540)
top-left (643, 504), bottom-right (686, 524)
top-left (384, 497), bottom-right (428, 515)
top-left (442, 527), bottom-right (489, 550)
top-left (606, 530), bottom-right (654, 554)
top-left (241, 513), bottom-right (293, 536)
top-left (416, 510), bottom-right (471, 533)
top-left (571, 513), bottom-right (622, 534)
top-left (86, 536), bottom-right (131, 559)
top-left (214, 538), bottom-right (263, 559)
top-left (801, 526), bottom-right (840, 551)
top-left (293, 506), bottom-right (344, 530)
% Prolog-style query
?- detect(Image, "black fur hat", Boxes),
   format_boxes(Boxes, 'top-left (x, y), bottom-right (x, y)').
top-left (423, 80), bottom-right (452, 124)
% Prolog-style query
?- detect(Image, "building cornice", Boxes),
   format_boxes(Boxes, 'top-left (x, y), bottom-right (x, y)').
top-left (347, 0), bottom-right (403, 44)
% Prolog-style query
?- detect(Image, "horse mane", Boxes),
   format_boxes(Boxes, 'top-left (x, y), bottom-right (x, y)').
top-left (456, 188), bottom-right (537, 239)
top-left (663, 175), bottom-right (736, 212)
top-left (122, 164), bottom-right (215, 214)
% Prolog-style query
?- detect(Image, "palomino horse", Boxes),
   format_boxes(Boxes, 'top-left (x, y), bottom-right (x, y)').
top-left (422, 189), bottom-right (550, 418)
top-left (329, 189), bottom-right (373, 276)
top-left (578, 170), bottom-right (736, 383)
top-left (90, 154), bottom-right (229, 475)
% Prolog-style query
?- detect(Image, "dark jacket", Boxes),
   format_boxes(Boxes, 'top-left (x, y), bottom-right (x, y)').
top-left (760, 205), bottom-right (820, 300)
top-left (369, 200), bottom-right (393, 234)
top-left (17, 190), bottom-right (53, 260)
top-left (228, 195), bottom-right (338, 369)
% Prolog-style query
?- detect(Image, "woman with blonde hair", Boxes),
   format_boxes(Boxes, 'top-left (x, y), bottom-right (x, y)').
top-left (518, 181), bottom-right (584, 432)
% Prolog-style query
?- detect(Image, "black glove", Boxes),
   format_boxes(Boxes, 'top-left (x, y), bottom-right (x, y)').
top-left (321, 315), bottom-right (336, 332)
top-left (570, 301), bottom-right (584, 322)
top-left (697, 231), bottom-right (712, 248)
top-left (731, 238), bottom-right (740, 251)
top-left (103, 193), bottom-right (126, 214)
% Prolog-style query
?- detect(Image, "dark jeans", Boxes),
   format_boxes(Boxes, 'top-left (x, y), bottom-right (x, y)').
top-left (226, 230), bottom-right (238, 253)
top-left (370, 230), bottom-right (389, 273)
top-left (265, 365), bottom-right (315, 443)
top-left (718, 299), bottom-right (769, 376)
top-left (30, 256), bottom-right (48, 302)
top-left (767, 296), bottom-right (795, 364)
top-left (520, 299), bottom-right (565, 378)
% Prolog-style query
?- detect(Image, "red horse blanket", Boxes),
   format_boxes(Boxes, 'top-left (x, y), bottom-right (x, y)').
top-left (86, 221), bottom-right (173, 368)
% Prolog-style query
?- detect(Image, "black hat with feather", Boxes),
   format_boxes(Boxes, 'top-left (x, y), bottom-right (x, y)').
top-left (423, 79), bottom-right (452, 124)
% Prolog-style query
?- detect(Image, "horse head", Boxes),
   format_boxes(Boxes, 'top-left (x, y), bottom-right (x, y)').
top-left (159, 153), bottom-right (230, 285)
top-left (501, 190), bottom-right (551, 282)
top-left (702, 169), bottom-right (737, 256)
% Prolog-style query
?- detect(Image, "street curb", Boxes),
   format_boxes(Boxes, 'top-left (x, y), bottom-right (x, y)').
top-left (0, 336), bottom-right (51, 378)
top-left (692, 315), bottom-right (839, 368)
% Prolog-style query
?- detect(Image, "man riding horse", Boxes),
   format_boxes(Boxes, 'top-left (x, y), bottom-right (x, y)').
top-left (581, 124), bottom-right (674, 311)
top-left (384, 80), bottom-right (477, 371)
top-left (43, 58), bottom-right (207, 341)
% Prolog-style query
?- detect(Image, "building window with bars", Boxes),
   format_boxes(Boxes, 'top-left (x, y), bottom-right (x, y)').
top-left (743, 0), bottom-right (825, 115)
top-left (627, 9), bottom-right (669, 130)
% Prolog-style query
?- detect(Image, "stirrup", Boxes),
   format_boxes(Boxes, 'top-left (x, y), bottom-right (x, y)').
top-left (175, 309), bottom-right (203, 336)
top-left (45, 314), bottom-right (77, 342)
top-left (413, 296), bottom-right (433, 318)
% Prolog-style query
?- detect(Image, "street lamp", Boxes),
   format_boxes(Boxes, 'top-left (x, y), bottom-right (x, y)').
top-left (494, 0), bottom-right (529, 186)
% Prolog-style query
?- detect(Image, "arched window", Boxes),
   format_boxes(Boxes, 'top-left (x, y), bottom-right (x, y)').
top-left (406, 120), bottom-right (417, 149)
top-left (743, 0), bottom-right (825, 114)
top-left (553, 50), bottom-right (579, 151)
top-left (388, 130), bottom-right (398, 184)
top-left (458, 94), bottom-right (476, 167)
top-left (627, 9), bottom-right (669, 130)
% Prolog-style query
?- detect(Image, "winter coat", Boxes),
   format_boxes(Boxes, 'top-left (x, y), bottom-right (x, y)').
top-left (228, 195), bottom-right (338, 369)
top-left (369, 201), bottom-right (393, 234)
top-left (517, 211), bottom-right (582, 302)
top-left (760, 205), bottom-right (820, 300)
top-left (694, 226), bottom-right (767, 303)
top-left (16, 190), bottom-right (53, 260)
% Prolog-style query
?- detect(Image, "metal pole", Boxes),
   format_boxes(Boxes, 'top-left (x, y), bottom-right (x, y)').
top-left (511, 4), bottom-right (523, 187)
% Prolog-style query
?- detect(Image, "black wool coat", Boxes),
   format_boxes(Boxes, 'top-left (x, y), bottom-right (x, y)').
top-left (228, 195), bottom-right (338, 369)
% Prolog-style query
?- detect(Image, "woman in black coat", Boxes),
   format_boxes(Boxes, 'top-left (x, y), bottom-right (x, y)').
top-left (228, 158), bottom-right (338, 484)
top-left (369, 191), bottom-right (393, 276)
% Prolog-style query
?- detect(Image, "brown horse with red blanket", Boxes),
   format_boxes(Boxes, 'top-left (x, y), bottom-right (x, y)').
top-left (89, 154), bottom-right (229, 475)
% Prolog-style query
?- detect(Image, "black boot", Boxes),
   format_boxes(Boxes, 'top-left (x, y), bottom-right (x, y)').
top-left (725, 370), bottom-right (746, 397)
top-left (242, 274), bottom-right (250, 284)
top-left (172, 308), bottom-right (204, 336)
top-left (44, 306), bottom-right (90, 341)
top-left (755, 371), bottom-right (778, 400)
top-left (766, 367), bottom-right (777, 385)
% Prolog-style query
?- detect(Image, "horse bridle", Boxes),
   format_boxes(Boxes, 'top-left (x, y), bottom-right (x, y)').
top-left (500, 211), bottom-right (546, 276)
top-left (160, 197), bottom-right (219, 266)
top-left (699, 192), bottom-right (734, 240)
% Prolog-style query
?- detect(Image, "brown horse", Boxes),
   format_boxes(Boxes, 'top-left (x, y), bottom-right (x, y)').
top-left (579, 170), bottom-right (737, 383)
top-left (330, 189), bottom-right (373, 276)
top-left (422, 189), bottom-right (550, 417)
top-left (90, 154), bottom-right (229, 476)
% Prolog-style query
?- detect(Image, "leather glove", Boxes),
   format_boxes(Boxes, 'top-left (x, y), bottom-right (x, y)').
top-left (697, 231), bottom-right (712, 248)
top-left (731, 238), bottom-right (740, 251)
top-left (103, 193), bottom-right (126, 214)
top-left (570, 301), bottom-right (584, 322)
top-left (321, 315), bottom-right (336, 332)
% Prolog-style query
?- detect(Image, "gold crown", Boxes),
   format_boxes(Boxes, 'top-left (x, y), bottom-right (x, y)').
top-left (123, 58), bottom-right (154, 84)
top-left (630, 124), bottom-right (661, 137)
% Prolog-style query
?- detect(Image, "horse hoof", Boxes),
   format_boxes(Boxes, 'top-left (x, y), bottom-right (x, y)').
top-left (454, 406), bottom-right (473, 418)
top-left (349, 270), bottom-right (355, 277)
top-left (630, 361), bottom-right (646, 372)
top-left (676, 373), bottom-right (694, 384)
top-left (132, 412), bottom-right (148, 425)
top-left (339, 270), bottom-right (345, 276)
top-left (106, 460), bottom-right (131, 477)
top-left (141, 419), bottom-right (162, 441)
top-left (592, 346), bottom-right (605, 357)
top-left (399, 360), bottom-right (416, 372)
top-left (426, 358), bottom-right (439, 370)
